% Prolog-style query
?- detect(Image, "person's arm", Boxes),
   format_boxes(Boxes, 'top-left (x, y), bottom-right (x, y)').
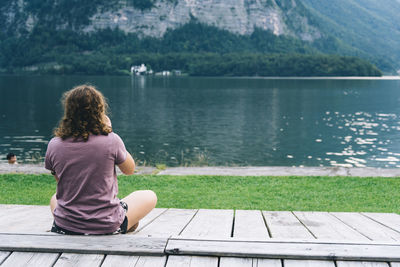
top-left (117, 152), bottom-right (135, 175)
top-left (111, 117), bottom-right (134, 175)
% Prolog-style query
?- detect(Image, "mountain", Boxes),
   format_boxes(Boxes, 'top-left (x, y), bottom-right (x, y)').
top-left (301, 0), bottom-right (400, 73)
top-left (0, 0), bottom-right (399, 74)
top-left (0, 0), bottom-right (321, 40)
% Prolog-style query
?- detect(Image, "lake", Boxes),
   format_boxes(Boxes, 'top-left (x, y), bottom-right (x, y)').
top-left (0, 75), bottom-right (399, 168)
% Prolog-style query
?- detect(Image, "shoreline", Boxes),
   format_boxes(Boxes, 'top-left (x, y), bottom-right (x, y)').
top-left (245, 76), bottom-right (400, 80)
top-left (1, 74), bottom-right (399, 80)
top-left (1, 163), bottom-right (399, 177)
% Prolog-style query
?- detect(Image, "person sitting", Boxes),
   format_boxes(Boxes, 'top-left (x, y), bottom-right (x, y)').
top-left (45, 84), bottom-right (157, 235)
top-left (6, 153), bottom-right (17, 164)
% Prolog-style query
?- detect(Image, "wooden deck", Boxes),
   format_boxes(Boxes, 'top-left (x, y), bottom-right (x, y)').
top-left (1, 205), bottom-right (400, 266)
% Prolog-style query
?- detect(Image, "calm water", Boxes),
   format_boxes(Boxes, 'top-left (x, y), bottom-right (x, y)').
top-left (1, 75), bottom-right (400, 168)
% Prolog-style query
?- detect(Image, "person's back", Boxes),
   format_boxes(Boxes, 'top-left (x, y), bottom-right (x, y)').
top-left (45, 84), bottom-right (157, 235)
top-left (45, 133), bottom-right (127, 234)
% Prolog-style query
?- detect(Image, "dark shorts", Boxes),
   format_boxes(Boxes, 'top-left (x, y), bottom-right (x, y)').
top-left (51, 201), bottom-right (129, 235)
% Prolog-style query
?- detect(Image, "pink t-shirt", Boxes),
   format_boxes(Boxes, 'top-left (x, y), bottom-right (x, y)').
top-left (45, 132), bottom-right (127, 234)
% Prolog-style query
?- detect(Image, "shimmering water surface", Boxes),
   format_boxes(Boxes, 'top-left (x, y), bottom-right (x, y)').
top-left (1, 75), bottom-right (399, 167)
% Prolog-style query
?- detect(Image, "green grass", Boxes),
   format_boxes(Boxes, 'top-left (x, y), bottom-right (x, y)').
top-left (1, 174), bottom-right (399, 213)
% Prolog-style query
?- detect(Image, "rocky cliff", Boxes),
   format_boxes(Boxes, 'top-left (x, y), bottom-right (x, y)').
top-left (1, 0), bottom-right (321, 41)
top-left (87, 0), bottom-right (321, 41)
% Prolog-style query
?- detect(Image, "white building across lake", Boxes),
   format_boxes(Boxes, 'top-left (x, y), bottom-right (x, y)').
top-left (131, 64), bottom-right (147, 75)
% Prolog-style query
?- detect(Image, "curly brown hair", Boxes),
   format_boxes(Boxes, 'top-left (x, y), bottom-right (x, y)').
top-left (54, 85), bottom-right (112, 141)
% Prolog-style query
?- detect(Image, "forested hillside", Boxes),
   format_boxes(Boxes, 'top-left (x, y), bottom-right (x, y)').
top-left (0, 21), bottom-right (381, 76)
top-left (302, 0), bottom-right (400, 72)
top-left (0, 0), bottom-right (394, 76)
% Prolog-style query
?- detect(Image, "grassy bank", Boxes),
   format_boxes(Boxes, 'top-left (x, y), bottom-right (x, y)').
top-left (1, 174), bottom-right (399, 213)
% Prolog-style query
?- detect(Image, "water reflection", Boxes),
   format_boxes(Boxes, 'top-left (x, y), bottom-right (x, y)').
top-left (323, 111), bottom-right (399, 167)
top-left (0, 75), bottom-right (399, 167)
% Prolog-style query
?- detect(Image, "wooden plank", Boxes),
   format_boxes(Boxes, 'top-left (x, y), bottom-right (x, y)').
top-left (1, 252), bottom-right (59, 267)
top-left (0, 204), bottom-right (39, 210)
top-left (233, 210), bottom-right (269, 239)
top-left (0, 206), bottom-right (53, 233)
top-left (363, 213), bottom-right (400, 232)
top-left (336, 261), bottom-right (389, 266)
top-left (0, 233), bottom-right (167, 255)
top-left (0, 206), bottom-right (166, 234)
top-left (135, 256), bottom-right (167, 267)
top-left (220, 257), bottom-right (252, 267)
top-left (256, 259), bottom-right (282, 267)
top-left (0, 251), bottom-right (11, 264)
top-left (331, 212), bottom-right (400, 241)
top-left (220, 257), bottom-right (281, 267)
top-left (179, 209), bottom-right (233, 238)
top-left (166, 238), bottom-right (400, 261)
top-left (54, 253), bottom-right (104, 267)
top-left (135, 209), bottom-right (197, 237)
top-left (101, 255), bottom-right (139, 267)
top-left (166, 256), bottom-right (218, 267)
top-left (284, 259), bottom-right (335, 266)
top-left (0, 204), bottom-right (30, 209)
top-left (0, 205), bottom-right (31, 219)
top-left (294, 212), bottom-right (369, 241)
top-left (262, 211), bottom-right (314, 239)
top-left (0, 206), bottom-right (50, 230)
top-left (132, 208), bottom-right (168, 233)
